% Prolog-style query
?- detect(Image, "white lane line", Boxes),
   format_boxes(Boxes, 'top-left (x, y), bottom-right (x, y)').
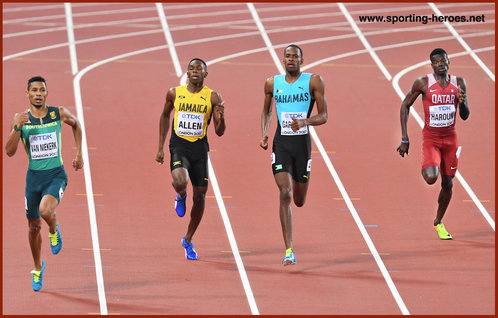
top-left (161, 8), bottom-right (259, 316)
top-left (246, 3), bottom-right (283, 74)
top-left (65, 3), bottom-right (108, 315)
top-left (250, 2), bottom-right (409, 315)
top-left (429, 3), bottom-right (495, 82)
top-left (64, 3), bottom-right (78, 75)
top-left (155, 3), bottom-right (182, 77)
top-left (208, 158), bottom-right (260, 315)
top-left (392, 47), bottom-right (495, 231)
top-left (308, 128), bottom-right (409, 316)
top-left (337, 2), bottom-right (392, 81)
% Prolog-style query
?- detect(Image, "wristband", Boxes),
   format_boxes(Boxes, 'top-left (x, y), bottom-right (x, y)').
top-left (14, 125), bottom-right (22, 132)
top-left (401, 140), bottom-right (409, 144)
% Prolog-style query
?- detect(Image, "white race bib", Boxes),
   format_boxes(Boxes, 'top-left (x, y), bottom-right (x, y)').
top-left (29, 132), bottom-right (58, 160)
top-left (176, 111), bottom-right (205, 137)
top-left (429, 104), bottom-right (456, 127)
top-left (280, 111), bottom-right (308, 135)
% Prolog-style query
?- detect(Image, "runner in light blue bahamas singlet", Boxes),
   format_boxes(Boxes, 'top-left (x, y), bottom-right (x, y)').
top-left (273, 72), bottom-right (314, 139)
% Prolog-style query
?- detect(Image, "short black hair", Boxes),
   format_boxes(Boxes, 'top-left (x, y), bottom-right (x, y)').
top-left (430, 48), bottom-right (447, 61)
top-left (189, 58), bottom-right (207, 71)
top-left (285, 44), bottom-right (303, 58)
top-left (27, 76), bottom-right (46, 90)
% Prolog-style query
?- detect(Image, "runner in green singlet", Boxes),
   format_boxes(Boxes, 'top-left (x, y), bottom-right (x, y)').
top-left (5, 76), bottom-right (83, 291)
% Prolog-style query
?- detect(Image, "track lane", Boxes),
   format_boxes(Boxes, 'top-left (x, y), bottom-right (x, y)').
top-left (3, 2), bottom-right (494, 315)
top-left (2, 4), bottom-right (102, 314)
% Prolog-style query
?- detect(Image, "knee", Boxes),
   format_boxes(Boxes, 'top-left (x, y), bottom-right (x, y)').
top-left (192, 192), bottom-right (206, 205)
top-left (441, 179), bottom-right (453, 192)
top-left (172, 179), bottom-right (187, 192)
top-left (279, 187), bottom-right (292, 203)
top-left (38, 205), bottom-right (54, 219)
top-left (294, 195), bottom-right (306, 207)
top-left (422, 167), bottom-right (439, 185)
top-left (424, 175), bottom-right (438, 185)
top-left (29, 221), bottom-right (41, 235)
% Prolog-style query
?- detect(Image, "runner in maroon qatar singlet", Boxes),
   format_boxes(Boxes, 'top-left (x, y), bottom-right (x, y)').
top-left (421, 73), bottom-right (460, 176)
top-left (397, 48), bottom-right (470, 240)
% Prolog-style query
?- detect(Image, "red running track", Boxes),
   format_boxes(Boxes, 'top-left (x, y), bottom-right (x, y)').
top-left (2, 2), bottom-right (495, 315)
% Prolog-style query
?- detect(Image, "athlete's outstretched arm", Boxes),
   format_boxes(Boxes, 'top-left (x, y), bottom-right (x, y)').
top-left (60, 106), bottom-right (83, 170)
top-left (457, 77), bottom-right (470, 120)
top-left (156, 88), bottom-right (175, 164)
top-left (291, 74), bottom-right (328, 132)
top-left (260, 77), bottom-right (274, 150)
top-left (211, 91), bottom-right (225, 136)
top-left (397, 77), bottom-right (425, 157)
top-left (5, 110), bottom-right (29, 157)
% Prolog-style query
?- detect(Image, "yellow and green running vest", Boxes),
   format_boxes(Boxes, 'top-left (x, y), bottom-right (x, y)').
top-left (21, 106), bottom-right (63, 170)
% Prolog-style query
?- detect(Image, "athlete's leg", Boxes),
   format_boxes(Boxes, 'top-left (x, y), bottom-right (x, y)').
top-left (39, 194), bottom-right (59, 234)
top-left (171, 167), bottom-right (188, 198)
top-left (184, 185), bottom-right (207, 242)
top-left (28, 218), bottom-right (43, 270)
top-left (291, 141), bottom-right (311, 207)
top-left (275, 172), bottom-right (293, 250)
top-left (434, 175), bottom-right (454, 225)
top-left (434, 133), bottom-right (458, 225)
top-left (422, 166), bottom-right (439, 185)
top-left (292, 181), bottom-right (309, 207)
top-left (421, 130), bottom-right (441, 185)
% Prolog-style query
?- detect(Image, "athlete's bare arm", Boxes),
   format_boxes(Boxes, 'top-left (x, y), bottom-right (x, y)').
top-left (397, 76), bottom-right (426, 157)
top-left (211, 91), bottom-right (225, 136)
top-left (156, 88), bottom-right (176, 164)
top-left (290, 74), bottom-right (328, 131)
top-left (456, 77), bottom-right (470, 120)
top-left (260, 77), bottom-right (274, 150)
top-left (5, 110), bottom-right (29, 157)
top-left (60, 106), bottom-right (83, 170)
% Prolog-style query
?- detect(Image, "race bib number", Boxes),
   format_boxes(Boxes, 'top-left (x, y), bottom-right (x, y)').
top-left (176, 111), bottom-right (205, 137)
top-left (280, 112), bottom-right (308, 136)
top-left (429, 104), bottom-right (456, 127)
top-left (29, 132), bottom-right (58, 160)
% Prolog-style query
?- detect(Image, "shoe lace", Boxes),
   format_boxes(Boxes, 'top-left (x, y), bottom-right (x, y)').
top-left (30, 270), bottom-right (41, 282)
top-left (49, 232), bottom-right (58, 246)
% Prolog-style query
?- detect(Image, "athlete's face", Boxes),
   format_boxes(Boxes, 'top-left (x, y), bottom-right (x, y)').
top-left (283, 47), bottom-right (303, 73)
top-left (430, 54), bottom-right (450, 75)
top-left (26, 81), bottom-right (48, 108)
top-left (187, 60), bottom-right (207, 85)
